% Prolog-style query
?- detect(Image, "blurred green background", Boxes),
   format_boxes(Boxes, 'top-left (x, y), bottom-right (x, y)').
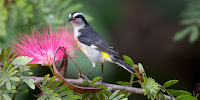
top-left (0, 0), bottom-right (199, 99)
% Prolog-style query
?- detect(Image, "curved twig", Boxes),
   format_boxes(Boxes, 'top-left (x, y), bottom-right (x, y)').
top-left (52, 46), bottom-right (102, 93)
top-left (59, 46), bottom-right (82, 75)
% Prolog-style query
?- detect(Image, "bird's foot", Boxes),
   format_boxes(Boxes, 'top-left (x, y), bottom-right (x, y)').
top-left (77, 71), bottom-right (89, 81)
top-left (99, 77), bottom-right (103, 84)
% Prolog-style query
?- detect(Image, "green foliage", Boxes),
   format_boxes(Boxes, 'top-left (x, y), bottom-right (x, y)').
top-left (122, 56), bottom-right (197, 100)
top-left (0, 47), bottom-right (35, 99)
top-left (0, 47), bottom-right (197, 99)
top-left (109, 90), bottom-right (127, 100)
top-left (0, 0), bottom-right (91, 49)
top-left (37, 74), bottom-right (81, 100)
top-left (0, 47), bottom-right (18, 65)
top-left (167, 89), bottom-right (192, 97)
top-left (116, 81), bottom-right (130, 86)
top-left (173, 0), bottom-right (200, 43)
top-left (163, 80), bottom-right (179, 88)
top-left (11, 56), bottom-right (33, 66)
top-left (142, 77), bottom-right (160, 99)
top-left (138, 63), bottom-right (147, 78)
top-left (123, 55), bottom-right (134, 67)
top-left (176, 95), bottom-right (198, 100)
top-left (81, 77), bottom-right (128, 100)
top-left (92, 77), bottom-right (101, 84)
top-left (5, 0), bottom-right (83, 31)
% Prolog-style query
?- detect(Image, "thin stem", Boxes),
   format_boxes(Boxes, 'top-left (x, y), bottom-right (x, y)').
top-left (127, 73), bottom-right (135, 97)
top-left (60, 47), bottom-right (82, 74)
top-left (49, 65), bottom-right (55, 76)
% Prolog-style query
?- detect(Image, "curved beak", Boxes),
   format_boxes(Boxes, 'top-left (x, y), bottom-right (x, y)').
top-left (68, 17), bottom-right (73, 22)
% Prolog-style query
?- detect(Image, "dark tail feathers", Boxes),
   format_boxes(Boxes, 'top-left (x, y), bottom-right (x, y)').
top-left (112, 58), bottom-right (135, 73)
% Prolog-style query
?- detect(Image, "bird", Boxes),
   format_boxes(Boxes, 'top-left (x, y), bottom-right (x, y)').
top-left (68, 12), bottom-right (135, 82)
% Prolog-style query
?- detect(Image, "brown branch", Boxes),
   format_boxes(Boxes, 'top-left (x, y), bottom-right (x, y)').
top-left (30, 76), bottom-right (174, 100)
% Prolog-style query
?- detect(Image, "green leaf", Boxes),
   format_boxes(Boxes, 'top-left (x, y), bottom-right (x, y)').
top-left (0, 48), bottom-right (4, 61)
top-left (5, 64), bottom-right (12, 73)
top-left (2, 61), bottom-right (7, 71)
top-left (2, 94), bottom-right (11, 100)
top-left (153, 90), bottom-right (160, 100)
top-left (138, 63), bottom-right (147, 78)
top-left (109, 90), bottom-right (120, 99)
top-left (55, 85), bottom-right (69, 93)
top-left (59, 89), bottom-right (73, 97)
top-left (0, 77), bottom-right (8, 87)
top-left (8, 70), bottom-right (18, 77)
top-left (98, 89), bottom-right (112, 95)
top-left (123, 55), bottom-right (134, 66)
top-left (7, 52), bottom-right (17, 62)
top-left (121, 98), bottom-right (128, 100)
top-left (160, 92), bottom-right (166, 100)
top-left (176, 95), bottom-right (197, 100)
top-left (17, 89), bottom-right (28, 94)
top-left (81, 93), bottom-right (90, 100)
top-left (6, 79), bottom-right (11, 91)
top-left (92, 77), bottom-right (101, 83)
top-left (50, 80), bottom-right (63, 90)
top-left (10, 89), bottom-right (17, 93)
top-left (160, 88), bottom-right (166, 93)
top-left (0, 75), bottom-right (7, 83)
top-left (112, 94), bottom-right (125, 100)
top-left (116, 81), bottom-right (130, 86)
top-left (7, 67), bottom-right (15, 75)
top-left (20, 76), bottom-right (35, 89)
top-left (63, 94), bottom-right (81, 100)
top-left (27, 64), bottom-right (39, 70)
top-left (189, 25), bottom-right (199, 43)
top-left (42, 74), bottom-right (50, 86)
top-left (167, 89), bottom-right (192, 97)
top-left (82, 80), bottom-right (90, 86)
top-left (173, 26), bottom-right (191, 41)
top-left (9, 76), bottom-right (20, 81)
top-left (163, 80), bottom-right (178, 88)
top-left (11, 56), bottom-right (33, 66)
top-left (37, 95), bottom-right (47, 100)
top-left (3, 47), bottom-right (11, 61)
top-left (49, 97), bottom-right (61, 100)
top-left (95, 85), bottom-right (108, 89)
top-left (46, 76), bottom-right (56, 87)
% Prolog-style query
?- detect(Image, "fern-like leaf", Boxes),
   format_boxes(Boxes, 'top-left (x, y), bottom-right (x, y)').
top-left (174, 0), bottom-right (200, 43)
top-left (108, 90), bottom-right (128, 100)
top-left (0, 51), bottom-right (35, 99)
top-left (142, 77), bottom-right (160, 99)
top-left (0, 47), bottom-right (19, 67)
top-left (37, 74), bottom-right (81, 100)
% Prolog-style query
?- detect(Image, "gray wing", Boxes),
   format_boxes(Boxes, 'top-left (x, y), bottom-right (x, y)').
top-left (78, 26), bottom-right (120, 58)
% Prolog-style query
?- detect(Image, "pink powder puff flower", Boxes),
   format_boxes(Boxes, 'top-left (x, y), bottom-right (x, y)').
top-left (12, 25), bottom-right (76, 66)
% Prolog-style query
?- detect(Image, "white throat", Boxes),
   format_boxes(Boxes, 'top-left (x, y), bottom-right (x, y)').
top-left (71, 21), bottom-right (85, 38)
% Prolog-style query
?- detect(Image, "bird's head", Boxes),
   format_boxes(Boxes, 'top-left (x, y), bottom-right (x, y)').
top-left (68, 12), bottom-right (87, 26)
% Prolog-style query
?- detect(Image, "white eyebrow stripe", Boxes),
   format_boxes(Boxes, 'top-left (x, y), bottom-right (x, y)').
top-left (73, 13), bottom-right (83, 18)
top-left (69, 14), bottom-right (72, 18)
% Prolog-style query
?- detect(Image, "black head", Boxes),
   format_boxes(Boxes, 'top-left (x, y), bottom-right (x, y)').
top-left (68, 12), bottom-right (87, 23)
